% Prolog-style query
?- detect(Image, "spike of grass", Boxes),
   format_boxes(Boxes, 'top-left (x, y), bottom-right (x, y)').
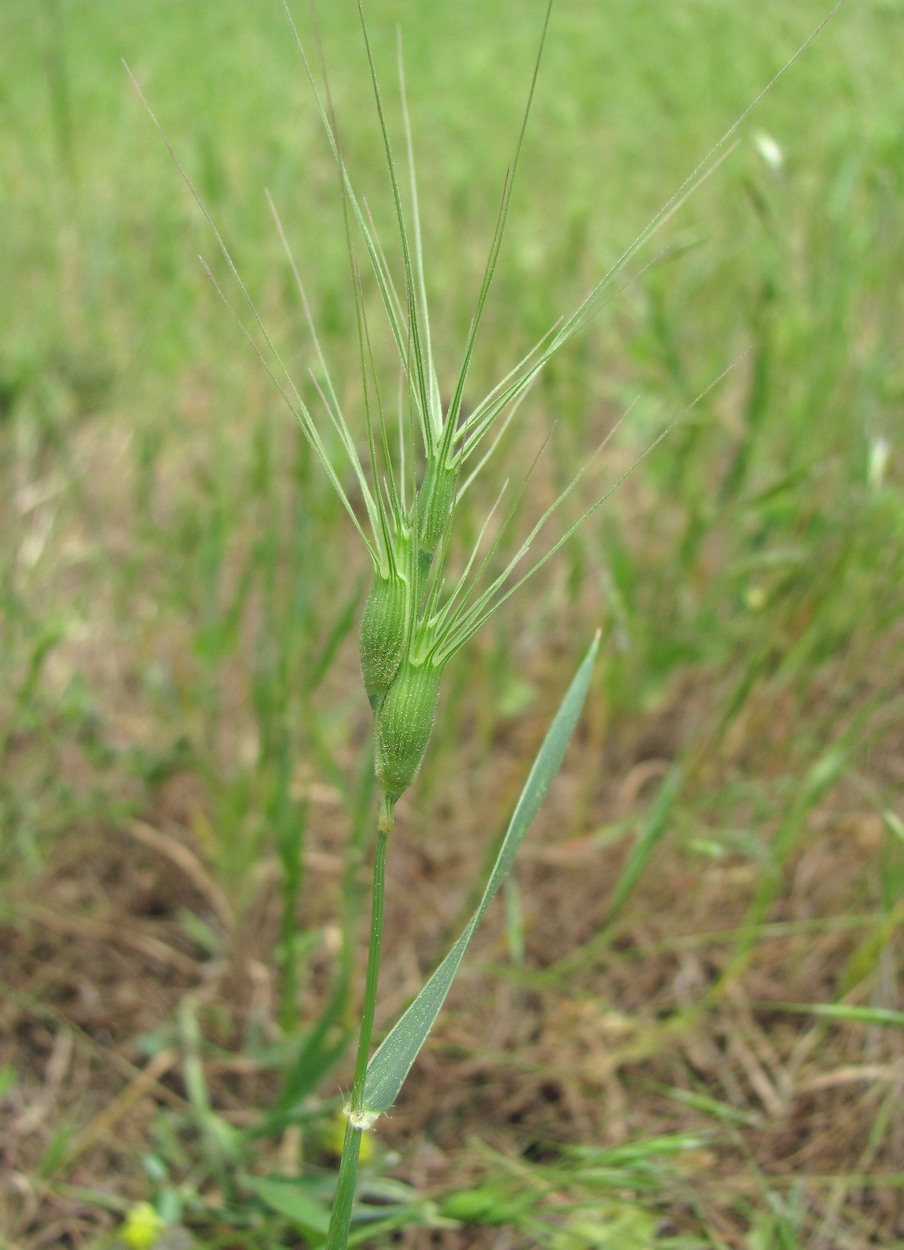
top-left (121, 1), bottom-right (857, 1245)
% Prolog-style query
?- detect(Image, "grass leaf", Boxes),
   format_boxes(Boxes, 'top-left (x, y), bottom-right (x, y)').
top-left (757, 1003), bottom-right (904, 1029)
top-left (360, 630), bottom-right (600, 1120)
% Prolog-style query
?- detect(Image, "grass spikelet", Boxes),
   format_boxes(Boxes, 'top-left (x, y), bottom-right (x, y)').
top-left (373, 656), bottom-right (444, 809)
top-left (415, 453), bottom-right (458, 559)
top-left (359, 525), bottom-right (415, 707)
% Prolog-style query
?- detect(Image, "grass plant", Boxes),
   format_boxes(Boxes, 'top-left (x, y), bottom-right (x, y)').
top-left (3, 0), bottom-right (904, 1247)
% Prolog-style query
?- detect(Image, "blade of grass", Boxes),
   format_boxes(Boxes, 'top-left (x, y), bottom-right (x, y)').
top-left (753, 1003), bottom-right (904, 1029)
top-left (603, 763), bottom-right (684, 930)
top-left (359, 630), bottom-right (600, 1121)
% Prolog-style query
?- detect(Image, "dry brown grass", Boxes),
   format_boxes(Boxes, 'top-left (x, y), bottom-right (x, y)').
top-left (3, 633), bottom-right (903, 1248)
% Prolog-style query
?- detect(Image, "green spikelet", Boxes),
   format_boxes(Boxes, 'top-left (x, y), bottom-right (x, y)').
top-left (416, 457), bottom-right (457, 556)
top-left (359, 570), bottom-right (410, 708)
top-left (374, 657), bottom-right (443, 802)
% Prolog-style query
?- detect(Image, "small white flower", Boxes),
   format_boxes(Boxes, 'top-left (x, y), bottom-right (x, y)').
top-left (752, 130), bottom-right (784, 174)
top-left (868, 435), bottom-right (891, 489)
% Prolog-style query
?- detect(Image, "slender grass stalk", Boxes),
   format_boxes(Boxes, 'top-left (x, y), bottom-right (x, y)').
top-left (325, 824), bottom-right (388, 1248)
top-left (325, 1118), bottom-right (364, 1250)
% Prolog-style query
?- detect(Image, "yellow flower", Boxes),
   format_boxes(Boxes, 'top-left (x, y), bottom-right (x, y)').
top-left (120, 1202), bottom-right (164, 1250)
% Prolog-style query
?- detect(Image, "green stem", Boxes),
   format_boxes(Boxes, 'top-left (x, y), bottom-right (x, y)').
top-left (325, 1120), bottom-right (363, 1249)
top-left (325, 815), bottom-right (390, 1249)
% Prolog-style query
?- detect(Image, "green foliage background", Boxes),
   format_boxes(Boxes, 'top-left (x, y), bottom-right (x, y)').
top-left (2, 1), bottom-right (903, 1246)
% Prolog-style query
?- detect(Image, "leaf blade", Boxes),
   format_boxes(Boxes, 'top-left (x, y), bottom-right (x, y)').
top-left (360, 631), bottom-right (600, 1119)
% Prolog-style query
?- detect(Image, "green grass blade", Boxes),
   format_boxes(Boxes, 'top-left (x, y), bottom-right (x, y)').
top-left (757, 1003), bottom-right (904, 1029)
top-left (243, 1175), bottom-right (331, 1237)
top-left (603, 763), bottom-right (684, 929)
top-left (360, 631), bottom-right (600, 1120)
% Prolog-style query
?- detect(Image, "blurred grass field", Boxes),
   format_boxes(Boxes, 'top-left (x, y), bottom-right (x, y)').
top-left (2, 0), bottom-right (903, 1246)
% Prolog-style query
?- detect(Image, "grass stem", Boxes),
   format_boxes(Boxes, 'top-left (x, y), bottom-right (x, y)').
top-left (325, 818), bottom-right (390, 1247)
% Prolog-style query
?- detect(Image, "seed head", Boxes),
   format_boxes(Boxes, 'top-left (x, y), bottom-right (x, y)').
top-left (359, 568), bottom-right (411, 708)
top-left (374, 656), bottom-right (443, 802)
